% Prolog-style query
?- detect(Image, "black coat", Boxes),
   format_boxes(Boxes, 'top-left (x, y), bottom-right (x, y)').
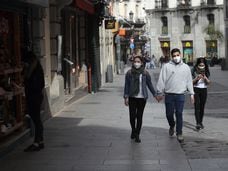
top-left (25, 62), bottom-right (44, 100)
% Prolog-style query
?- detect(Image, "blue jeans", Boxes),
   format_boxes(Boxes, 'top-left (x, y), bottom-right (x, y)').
top-left (165, 94), bottom-right (185, 135)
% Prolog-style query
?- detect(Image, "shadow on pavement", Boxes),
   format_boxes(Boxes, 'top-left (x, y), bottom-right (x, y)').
top-left (1, 116), bottom-right (228, 170)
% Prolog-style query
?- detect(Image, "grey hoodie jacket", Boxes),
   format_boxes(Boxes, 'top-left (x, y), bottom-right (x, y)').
top-left (156, 61), bottom-right (194, 95)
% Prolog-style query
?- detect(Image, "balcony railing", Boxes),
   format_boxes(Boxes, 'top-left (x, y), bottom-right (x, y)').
top-left (177, 0), bottom-right (192, 9)
top-left (200, 0), bottom-right (217, 9)
top-left (201, 0), bottom-right (215, 6)
top-left (155, 0), bottom-right (168, 9)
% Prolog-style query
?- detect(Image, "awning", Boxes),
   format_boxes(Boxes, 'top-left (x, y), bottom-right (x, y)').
top-left (19, 0), bottom-right (49, 7)
top-left (75, 0), bottom-right (94, 14)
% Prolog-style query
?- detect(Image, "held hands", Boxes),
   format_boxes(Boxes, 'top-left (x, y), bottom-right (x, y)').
top-left (124, 98), bottom-right (129, 106)
top-left (155, 95), bottom-right (163, 103)
top-left (125, 96), bottom-right (163, 105)
top-left (190, 95), bottom-right (195, 104)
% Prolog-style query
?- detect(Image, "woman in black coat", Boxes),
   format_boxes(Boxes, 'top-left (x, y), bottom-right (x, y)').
top-left (24, 51), bottom-right (45, 152)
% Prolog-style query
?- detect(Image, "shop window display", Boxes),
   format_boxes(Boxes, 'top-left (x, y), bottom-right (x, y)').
top-left (0, 11), bottom-right (25, 138)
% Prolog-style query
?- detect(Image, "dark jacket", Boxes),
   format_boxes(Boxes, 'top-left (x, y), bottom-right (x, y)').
top-left (124, 69), bottom-right (156, 99)
top-left (25, 61), bottom-right (44, 99)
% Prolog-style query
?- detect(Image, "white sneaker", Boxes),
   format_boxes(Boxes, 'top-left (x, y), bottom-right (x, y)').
top-left (177, 134), bottom-right (184, 142)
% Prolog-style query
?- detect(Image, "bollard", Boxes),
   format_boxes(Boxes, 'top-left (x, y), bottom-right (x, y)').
top-left (106, 65), bottom-right (113, 83)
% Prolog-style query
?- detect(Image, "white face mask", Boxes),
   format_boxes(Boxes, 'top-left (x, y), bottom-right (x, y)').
top-left (173, 56), bottom-right (181, 64)
top-left (198, 66), bottom-right (205, 70)
top-left (134, 62), bottom-right (141, 69)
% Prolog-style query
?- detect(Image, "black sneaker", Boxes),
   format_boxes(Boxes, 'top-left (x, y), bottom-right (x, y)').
top-left (169, 126), bottom-right (174, 136)
top-left (24, 144), bottom-right (41, 152)
top-left (39, 143), bottom-right (45, 149)
top-left (196, 124), bottom-right (201, 130)
top-left (130, 132), bottom-right (136, 139)
top-left (199, 123), bottom-right (204, 129)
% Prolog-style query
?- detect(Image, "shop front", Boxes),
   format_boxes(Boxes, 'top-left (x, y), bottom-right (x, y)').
top-left (182, 41), bottom-right (193, 65)
top-left (160, 41), bottom-right (170, 60)
top-left (0, 0), bottom-right (48, 143)
top-left (206, 40), bottom-right (217, 58)
top-left (61, 0), bottom-right (101, 94)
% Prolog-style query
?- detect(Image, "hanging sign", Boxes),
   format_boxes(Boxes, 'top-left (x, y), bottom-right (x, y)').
top-left (118, 28), bottom-right (126, 36)
top-left (105, 19), bottom-right (116, 29)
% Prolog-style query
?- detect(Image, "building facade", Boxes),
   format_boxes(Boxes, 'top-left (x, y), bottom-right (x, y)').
top-left (144, 0), bottom-right (224, 65)
top-left (0, 0), bottom-right (50, 143)
top-left (224, 0), bottom-right (228, 69)
top-left (112, 0), bottom-right (147, 68)
top-left (0, 0), bottom-right (113, 146)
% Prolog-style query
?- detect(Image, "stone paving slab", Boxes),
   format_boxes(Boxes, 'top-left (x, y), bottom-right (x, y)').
top-left (1, 66), bottom-right (228, 171)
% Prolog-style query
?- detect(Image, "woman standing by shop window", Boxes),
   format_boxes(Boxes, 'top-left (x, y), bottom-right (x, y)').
top-left (192, 57), bottom-right (210, 130)
top-left (124, 55), bottom-right (159, 143)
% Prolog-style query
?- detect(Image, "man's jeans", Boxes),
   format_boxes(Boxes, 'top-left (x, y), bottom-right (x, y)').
top-left (165, 94), bottom-right (185, 135)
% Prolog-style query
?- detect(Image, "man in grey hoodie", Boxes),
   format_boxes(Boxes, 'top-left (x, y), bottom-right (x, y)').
top-left (156, 48), bottom-right (194, 142)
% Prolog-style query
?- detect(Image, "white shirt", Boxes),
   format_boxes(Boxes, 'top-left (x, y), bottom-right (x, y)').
top-left (194, 78), bottom-right (207, 88)
top-left (134, 74), bottom-right (144, 98)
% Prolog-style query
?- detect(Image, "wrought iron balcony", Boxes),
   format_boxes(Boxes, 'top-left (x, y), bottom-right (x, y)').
top-left (200, 0), bottom-right (217, 9)
top-left (133, 18), bottom-right (145, 28)
top-left (155, 0), bottom-right (169, 12)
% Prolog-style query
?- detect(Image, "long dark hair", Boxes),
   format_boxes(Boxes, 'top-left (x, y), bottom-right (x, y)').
top-left (193, 57), bottom-right (210, 77)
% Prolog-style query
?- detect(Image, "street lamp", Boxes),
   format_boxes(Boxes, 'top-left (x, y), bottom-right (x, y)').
top-left (129, 11), bottom-right (134, 21)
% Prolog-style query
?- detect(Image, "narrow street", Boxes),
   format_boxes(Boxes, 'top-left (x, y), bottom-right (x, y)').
top-left (0, 66), bottom-right (228, 171)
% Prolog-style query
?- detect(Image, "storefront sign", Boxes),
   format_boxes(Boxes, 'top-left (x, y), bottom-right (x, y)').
top-left (105, 19), bottom-right (116, 29)
top-left (112, 22), bottom-right (119, 33)
top-left (182, 41), bottom-right (193, 48)
top-left (161, 41), bottom-right (169, 48)
top-left (185, 42), bottom-right (192, 47)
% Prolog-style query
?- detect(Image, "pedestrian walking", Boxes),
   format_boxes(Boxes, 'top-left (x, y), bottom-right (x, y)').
top-left (159, 56), bottom-right (165, 68)
top-left (144, 53), bottom-right (151, 69)
top-left (156, 48), bottom-right (194, 142)
top-left (150, 55), bottom-right (156, 69)
top-left (23, 51), bottom-right (45, 152)
top-left (192, 57), bottom-right (210, 130)
top-left (124, 55), bottom-right (159, 143)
